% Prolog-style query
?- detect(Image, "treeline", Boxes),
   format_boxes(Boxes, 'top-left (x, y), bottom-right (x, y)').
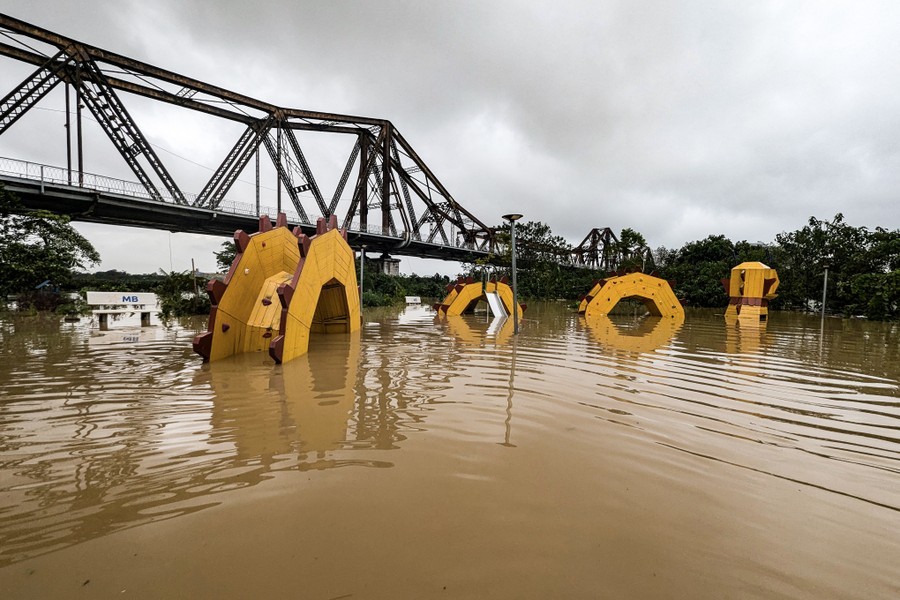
top-left (70, 267), bottom-right (451, 315)
top-left (359, 268), bottom-right (451, 307)
top-left (479, 215), bottom-right (898, 320)
top-left (0, 185), bottom-right (205, 317)
top-left (653, 214), bottom-right (898, 319)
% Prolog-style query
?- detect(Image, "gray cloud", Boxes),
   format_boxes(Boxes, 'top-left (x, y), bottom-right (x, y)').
top-left (2, 0), bottom-right (898, 274)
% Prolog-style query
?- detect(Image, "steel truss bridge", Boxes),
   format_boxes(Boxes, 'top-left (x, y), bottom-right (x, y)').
top-left (0, 14), bottom-right (497, 261)
top-left (571, 227), bottom-right (623, 271)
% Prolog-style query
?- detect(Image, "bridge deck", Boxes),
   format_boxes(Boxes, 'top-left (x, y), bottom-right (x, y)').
top-left (0, 172), bottom-right (490, 262)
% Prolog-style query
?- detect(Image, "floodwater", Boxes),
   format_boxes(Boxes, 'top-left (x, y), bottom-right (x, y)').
top-left (0, 303), bottom-right (898, 599)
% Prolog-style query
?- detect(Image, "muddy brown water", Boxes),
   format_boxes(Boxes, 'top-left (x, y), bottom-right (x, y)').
top-left (1, 304), bottom-right (898, 599)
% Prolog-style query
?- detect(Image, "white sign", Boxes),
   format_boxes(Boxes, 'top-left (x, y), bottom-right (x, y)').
top-left (405, 296), bottom-right (421, 304)
top-left (86, 291), bottom-right (159, 306)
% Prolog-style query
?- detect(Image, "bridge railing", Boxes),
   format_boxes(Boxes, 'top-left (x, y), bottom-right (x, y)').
top-left (0, 156), bottom-right (200, 204)
top-left (0, 156), bottom-right (486, 252)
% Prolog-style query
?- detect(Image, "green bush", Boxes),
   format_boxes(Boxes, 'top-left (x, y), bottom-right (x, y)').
top-left (846, 271), bottom-right (899, 320)
top-left (361, 290), bottom-right (393, 307)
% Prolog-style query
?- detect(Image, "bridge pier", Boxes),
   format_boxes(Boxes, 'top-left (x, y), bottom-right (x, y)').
top-left (375, 253), bottom-right (401, 276)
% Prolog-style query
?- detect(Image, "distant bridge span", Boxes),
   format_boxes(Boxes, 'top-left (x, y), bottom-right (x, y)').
top-left (0, 14), bottom-right (496, 261)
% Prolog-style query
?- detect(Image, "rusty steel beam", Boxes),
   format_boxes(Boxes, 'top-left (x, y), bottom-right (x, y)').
top-left (196, 118), bottom-right (273, 208)
top-left (393, 129), bottom-right (491, 235)
top-left (0, 41), bottom-right (254, 124)
top-left (283, 128), bottom-right (327, 217)
top-left (0, 49), bottom-right (66, 133)
top-left (329, 137), bottom-right (361, 216)
top-left (0, 14), bottom-right (384, 128)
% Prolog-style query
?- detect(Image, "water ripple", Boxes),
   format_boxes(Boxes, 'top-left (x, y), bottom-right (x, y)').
top-left (1, 308), bottom-right (898, 570)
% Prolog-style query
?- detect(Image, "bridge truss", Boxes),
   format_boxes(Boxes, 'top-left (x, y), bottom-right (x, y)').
top-left (571, 227), bottom-right (620, 271)
top-left (0, 14), bottom-right (495, 257)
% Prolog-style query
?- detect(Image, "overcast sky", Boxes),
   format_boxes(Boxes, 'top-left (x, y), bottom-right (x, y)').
top-left (1, 1), bottom-right (898, 275)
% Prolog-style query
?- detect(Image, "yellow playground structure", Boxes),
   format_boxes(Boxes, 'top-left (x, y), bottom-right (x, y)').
top-left (193, 214), bottom-right (360, 364)
top-left (578, 272), bottom-right (684, 320)
top-left (722, 261), bottom-right (779, 323)
top-left (434, 276), bottom-right (525, 319)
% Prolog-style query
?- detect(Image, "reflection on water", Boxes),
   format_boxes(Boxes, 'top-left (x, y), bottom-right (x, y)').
top-left (1, 306), bottom-right (899, 597)
top-left (200, 334), bottom-right (364, 466)
top-left (436, 313), bottom-right (515, 346)
top-left (583, 313), bottom-right (684, 354)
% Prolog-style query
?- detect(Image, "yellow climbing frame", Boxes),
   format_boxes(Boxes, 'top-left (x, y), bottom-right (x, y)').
top-left (578, 272), bottom-right (684, 320)
top-left (434, 277), bottom-right (525, 318)
top-left (193, 214), bottom-right (360, 364)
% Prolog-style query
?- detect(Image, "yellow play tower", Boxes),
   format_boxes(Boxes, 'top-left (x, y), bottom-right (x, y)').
top-left (193, 213), bottom-right (360, 364)
top-left (578, 272), bottom-right (684, 320)
top-left (723, 261), bottom-right (779, 323)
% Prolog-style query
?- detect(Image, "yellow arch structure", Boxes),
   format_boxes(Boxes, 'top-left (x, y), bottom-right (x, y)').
top-left (193, 214), bottom-right (360, 364)
top-left (434, 277), bottom-right (525, 318)
top-left (578, 272), bottom-right (683, 320)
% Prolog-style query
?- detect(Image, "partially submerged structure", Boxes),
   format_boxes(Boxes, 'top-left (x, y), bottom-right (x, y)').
top-left (193, 214), bottom-right (360, 364)
top-left (578, 272), bottom-right (684, 320)
top-left (722, 261), bottom-right (779, 323)
top-left (434, 276), bottom-right (525, 319)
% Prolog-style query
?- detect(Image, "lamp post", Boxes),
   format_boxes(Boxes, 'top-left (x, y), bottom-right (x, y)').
top-left (502, 213), bottom-right (523, 334)
top-left (359, 245), bottom-right (366, 309)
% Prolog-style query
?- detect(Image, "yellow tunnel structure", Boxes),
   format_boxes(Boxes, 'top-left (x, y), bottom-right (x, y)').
top-left (723, 261), bottom-right (779, 323)
top-left (578, 272), bottom-right (684, 320)
top-left (433, 276), bottom-right (525, 318)
top-left (193, 213), bottom-right (360, 364)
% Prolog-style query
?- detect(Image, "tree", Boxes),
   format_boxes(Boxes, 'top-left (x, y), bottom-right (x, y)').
top-left (464, 220), bottom-right (605, 301)
top-left (214, 240), bottom-right (237, 272)
top-left (614, 227), bottom-right (649, 271)
top-left (155, 269), bottom-right (210, 318)
top-left (0, 186), bottom-right (100, 299)
top-left (775, 214), bottom-right (897, 313)
top-left (846, 271), bottom-right (899, 320)
top-left (657, 235), bottom-right (734, 307)
top-left (866, 227), bottom-right (900, 273)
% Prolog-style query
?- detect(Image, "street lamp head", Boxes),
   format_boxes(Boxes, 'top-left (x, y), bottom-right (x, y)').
top-left (502, 213), bottom-right (523, 222)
